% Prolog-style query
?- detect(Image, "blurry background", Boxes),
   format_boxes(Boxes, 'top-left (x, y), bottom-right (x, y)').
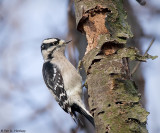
top-left (0, 0), bottom-right (159, 133)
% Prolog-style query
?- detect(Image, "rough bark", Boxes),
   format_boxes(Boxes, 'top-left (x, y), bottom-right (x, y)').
top-left (74, 0), bottom-right (152, 133)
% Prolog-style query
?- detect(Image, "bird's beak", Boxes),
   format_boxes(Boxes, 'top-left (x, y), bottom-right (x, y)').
top-left (65, 40), bottom-right (72, 44)
top-left (59, 40), bottom-right (72, 46)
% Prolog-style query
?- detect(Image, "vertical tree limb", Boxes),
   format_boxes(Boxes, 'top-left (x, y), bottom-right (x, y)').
top-left (74, 0), bottom-right (149, 132)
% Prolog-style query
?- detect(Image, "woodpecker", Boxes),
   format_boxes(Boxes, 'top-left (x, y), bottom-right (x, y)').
top-left (41, 38), bottom-right (94, 126)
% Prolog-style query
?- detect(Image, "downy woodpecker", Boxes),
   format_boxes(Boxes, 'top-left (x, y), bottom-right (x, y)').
top-left (41, 38), bottom-right (94, 126)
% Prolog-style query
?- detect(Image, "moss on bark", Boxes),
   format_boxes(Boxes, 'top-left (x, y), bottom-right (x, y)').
top-left (74, 0), bottom-right (152, 132)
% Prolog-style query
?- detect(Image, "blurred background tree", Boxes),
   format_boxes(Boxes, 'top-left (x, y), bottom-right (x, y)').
top-left (0, 0), bottom-right (159, 133)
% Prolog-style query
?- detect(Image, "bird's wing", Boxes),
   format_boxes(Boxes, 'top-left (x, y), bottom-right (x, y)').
top-left (42, 61), bottom-right (69, 113)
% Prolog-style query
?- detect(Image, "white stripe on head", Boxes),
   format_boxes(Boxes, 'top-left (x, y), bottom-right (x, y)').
top-left (43, 38), bottom-right (58, 44)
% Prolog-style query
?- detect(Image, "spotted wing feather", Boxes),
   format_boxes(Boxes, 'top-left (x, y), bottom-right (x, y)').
top-left (42, 61), bottom-right (69, 113)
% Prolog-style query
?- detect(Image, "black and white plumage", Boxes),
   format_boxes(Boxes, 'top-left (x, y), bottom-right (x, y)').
top-left (42, 62), bottom-right (69, 112)
top-left (41, 38), bottom-right (95, 126)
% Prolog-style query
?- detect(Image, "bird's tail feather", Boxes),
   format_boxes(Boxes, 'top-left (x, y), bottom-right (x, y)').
top-left (69, 109), bottom-right (84, 126)
top-left (71, 103), bottom-right (95, 127)
top-left (70, 111), bottom-right (78, 124)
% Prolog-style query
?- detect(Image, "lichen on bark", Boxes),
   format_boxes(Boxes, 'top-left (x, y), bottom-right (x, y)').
top-left (74, 0), bottom-right (153, 132)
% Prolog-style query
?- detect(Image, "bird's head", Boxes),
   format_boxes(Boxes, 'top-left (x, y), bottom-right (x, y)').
top-left (41, 38), bottom-right (71, 60)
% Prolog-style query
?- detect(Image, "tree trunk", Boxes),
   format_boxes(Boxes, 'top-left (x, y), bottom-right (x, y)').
top-left (74, 0), bottom-right (149, 133)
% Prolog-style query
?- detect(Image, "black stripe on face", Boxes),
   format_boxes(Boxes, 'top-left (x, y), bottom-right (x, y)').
top-left (47, 44), bottom-right (65, 59)
top-left (41, 43), bottom-right (52, 51)
top-left (41, 39), bottom-right (60, 51)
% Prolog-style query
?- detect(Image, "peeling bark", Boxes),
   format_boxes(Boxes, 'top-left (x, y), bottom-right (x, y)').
top-left (74, 0), bottom-right (151, 132)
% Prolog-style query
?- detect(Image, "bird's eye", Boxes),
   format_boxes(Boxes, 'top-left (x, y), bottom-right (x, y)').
top-left (53, 41), bottom-right (58, 45)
